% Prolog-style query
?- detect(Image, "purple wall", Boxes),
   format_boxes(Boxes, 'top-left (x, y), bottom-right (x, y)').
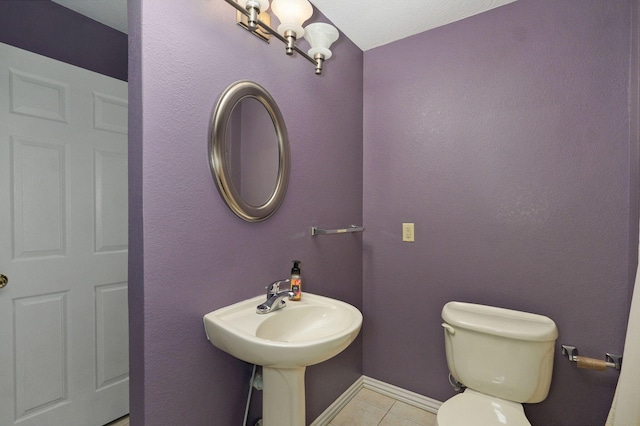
top-left (0, 1), bottom-right (127, 81)
top-left (363, 1), bottom-right (637, 425)
top-left (128, 0), bottom-right (363, 424)
top-left (128, 0), bottom-right (638, 424)
top-left (128, 0), bottom-right (144, 424)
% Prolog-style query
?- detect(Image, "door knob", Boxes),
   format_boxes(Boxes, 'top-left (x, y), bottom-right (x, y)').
top-left (0, 274), bottom-right (7, 289)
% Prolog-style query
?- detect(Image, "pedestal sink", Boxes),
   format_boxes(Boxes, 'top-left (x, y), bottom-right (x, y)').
top-left (203, 293), bottom-right (362, 426)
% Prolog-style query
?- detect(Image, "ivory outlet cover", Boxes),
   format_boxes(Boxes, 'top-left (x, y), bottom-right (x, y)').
top-left (402, 223), bottom-right (415, 242)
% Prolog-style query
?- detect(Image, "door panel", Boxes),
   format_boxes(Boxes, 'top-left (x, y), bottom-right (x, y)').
top-left (0, 42), bottom-right (128, 426)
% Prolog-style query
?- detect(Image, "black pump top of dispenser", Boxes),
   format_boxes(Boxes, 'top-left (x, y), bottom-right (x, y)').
top-left (291, 260), bottom-right (301, 275)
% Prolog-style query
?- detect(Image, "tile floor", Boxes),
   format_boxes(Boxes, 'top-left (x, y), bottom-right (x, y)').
top-left (105, 388), bottom-right (437, 426)
top-left (106, 416), bottom-right (129, 426)
top-left (329, 388), bottom-right (437, 426)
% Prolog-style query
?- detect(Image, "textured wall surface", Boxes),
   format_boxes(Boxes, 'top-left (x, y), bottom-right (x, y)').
top-left (128, 0), bottom-right (363, 424)
top-left (4, 0), bottom-right (637, 424)
top-left (4, 0), bottom-right (638, 425)
top-left (363, 1), bottom-right (635, 425)
top-left (0, 1), bottom-right (127, 81)
top-left (127, 0), bottom-right (144, 424)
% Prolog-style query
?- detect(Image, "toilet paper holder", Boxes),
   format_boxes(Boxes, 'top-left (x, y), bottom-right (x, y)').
top-left (561, 344), bottom-right (623, 371)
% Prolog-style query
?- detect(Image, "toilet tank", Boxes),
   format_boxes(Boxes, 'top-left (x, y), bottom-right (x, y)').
top-left (442, 302), bottom-right (558, 403)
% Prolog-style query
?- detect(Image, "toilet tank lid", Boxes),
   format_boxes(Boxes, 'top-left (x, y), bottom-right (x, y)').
top-left (442, 302), bottom-right (558, 342)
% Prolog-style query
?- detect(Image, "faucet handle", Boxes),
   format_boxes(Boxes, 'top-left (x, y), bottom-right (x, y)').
top-left (266, 281), bottom-right (279, 295)
top-left (266, 279), bottom-right (290, 296)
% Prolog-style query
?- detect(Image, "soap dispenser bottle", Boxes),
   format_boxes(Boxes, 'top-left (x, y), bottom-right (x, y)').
top-left (290, 260), bottom-right (302, 301)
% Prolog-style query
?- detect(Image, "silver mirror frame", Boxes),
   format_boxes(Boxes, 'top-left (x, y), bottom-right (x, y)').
top-left (209, 80), bottom-right (290, 222)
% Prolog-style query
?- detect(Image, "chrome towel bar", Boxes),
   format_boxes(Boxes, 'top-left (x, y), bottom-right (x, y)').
top-left (311, 225), bottom-right (364, 236)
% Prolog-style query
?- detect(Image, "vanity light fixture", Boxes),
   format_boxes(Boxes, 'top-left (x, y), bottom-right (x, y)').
top-left (224, 0), bottom-right (339, 75)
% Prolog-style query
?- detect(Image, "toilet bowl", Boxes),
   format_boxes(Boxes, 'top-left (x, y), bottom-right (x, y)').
top-left (437, 389), bottom-right (530, 426)
top-left (437, 302), bottom-right (558, 426)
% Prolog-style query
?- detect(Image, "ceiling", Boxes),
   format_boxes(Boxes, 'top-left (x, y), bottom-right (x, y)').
top-left (51, 0), bottom-right (128, 34)
top-left (311, 0), bottom-right (516, 51)
top-left (51, 0), bottom-right (517, 51)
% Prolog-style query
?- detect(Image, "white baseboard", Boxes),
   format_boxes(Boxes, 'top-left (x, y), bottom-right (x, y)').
top-left (361, 376), bottom-right (442, 414)
top-left (310, 375), bottom-right (442, 426)
top-left (310, 376), bottom-right (364, 426)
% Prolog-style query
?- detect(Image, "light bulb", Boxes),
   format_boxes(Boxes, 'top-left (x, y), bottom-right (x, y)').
top-left (271, 0), bottom-right (313, 38)
top-left (304, 23), bottom-right (339, 60)
top-left (304, 23), bottom-right (339, 74)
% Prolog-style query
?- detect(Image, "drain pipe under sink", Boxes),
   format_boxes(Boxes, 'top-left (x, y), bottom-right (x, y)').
top-left (243, 364), bottom-right (264, 426)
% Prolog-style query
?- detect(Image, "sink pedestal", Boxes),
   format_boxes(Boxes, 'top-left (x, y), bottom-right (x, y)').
top-left (262, 366), bottom-right (306, 426)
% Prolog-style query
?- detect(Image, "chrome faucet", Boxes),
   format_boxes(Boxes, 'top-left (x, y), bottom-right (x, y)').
top-left (256, 279), bottom-right (294, 314)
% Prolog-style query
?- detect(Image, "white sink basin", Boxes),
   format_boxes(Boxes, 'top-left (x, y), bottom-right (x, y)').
top-left (203, 292), bottom-right (362, 368)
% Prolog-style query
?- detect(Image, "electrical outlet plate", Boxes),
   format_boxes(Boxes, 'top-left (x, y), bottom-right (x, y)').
top-left (402, 223), bottom-right (415, 242)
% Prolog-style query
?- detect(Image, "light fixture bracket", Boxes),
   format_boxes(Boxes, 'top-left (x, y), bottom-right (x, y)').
top-left (236, 9), bottom-right (271, 42)
top-left (283, 30), bottom-right (297, 55)
top-left (313, 53), bottom-right (325, 75)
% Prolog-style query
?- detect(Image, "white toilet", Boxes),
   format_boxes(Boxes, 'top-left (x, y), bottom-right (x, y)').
top-left (437, 301), bottom-right (558, 426)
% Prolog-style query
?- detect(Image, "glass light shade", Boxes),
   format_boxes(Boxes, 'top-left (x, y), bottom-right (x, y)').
top-left (304, 23), bottom-right (339, 60)
top-left (242, 0), bottom-right (269, 12)
top-left (271, 0), bottom-right (313, 37)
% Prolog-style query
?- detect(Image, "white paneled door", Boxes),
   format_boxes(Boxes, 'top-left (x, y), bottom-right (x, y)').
top-left (0, 43), bottom-right (128, 426)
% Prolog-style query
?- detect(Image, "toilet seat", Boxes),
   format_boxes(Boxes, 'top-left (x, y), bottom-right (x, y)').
top-left (437, 389), bottom-right (532, 426)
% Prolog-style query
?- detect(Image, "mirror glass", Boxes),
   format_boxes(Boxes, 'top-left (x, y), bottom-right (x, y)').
top-left (209, 81), bottom-right (290, 222)
top-left (226, 97), bottom-right (279, 207)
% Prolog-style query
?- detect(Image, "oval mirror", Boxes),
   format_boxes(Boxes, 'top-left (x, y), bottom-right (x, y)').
top-left (209, 81), bottom-right (290, 222)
